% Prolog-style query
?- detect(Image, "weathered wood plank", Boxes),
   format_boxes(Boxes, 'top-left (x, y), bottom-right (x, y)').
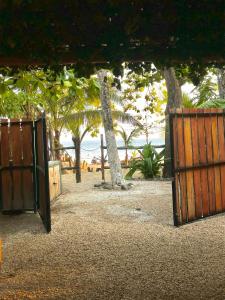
top-left (172, 113), bottom-right (182, 224)
top-left (198, 110), bottom-right (210, 216)
top-left (218, 115), bottom-right (225, 210)
top-left (0, 123), bottom-right (11, 210)
top-left (191, 116), bottom-right (202, 218)
top-left (211, 109), bottom-right (222, 212)
top-left (22, 123), bottom-right (34, 209)
top-left (176, 111), bottom-right (187, 223)
top-left (183, 109), bottom-right (195, 221)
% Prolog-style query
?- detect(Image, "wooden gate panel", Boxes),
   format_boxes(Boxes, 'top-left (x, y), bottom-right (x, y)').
top-left (170, 108), bottom-right (225, 225)
top-left (0, 122), bottom-right (11, 210)
top-left (11, 122), bottom-right (23, 210)
top-left (0, 120), bottom-right (35, 211)
top-left (35, 117), bottom-right (51, 232)
top-left (0, 116), bottom-right (51, 232)
top-left (22, 123), bottom-right (35, 209)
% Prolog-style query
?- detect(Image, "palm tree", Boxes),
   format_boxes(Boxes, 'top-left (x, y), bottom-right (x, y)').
top-left (64, 109), bottom-right (139, 183)
top-left (116, 126), bottom-right (142, 165)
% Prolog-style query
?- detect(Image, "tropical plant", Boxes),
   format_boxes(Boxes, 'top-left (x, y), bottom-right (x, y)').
top-left (125, 144), bottom-right (165, 179)
top-left (116, 126), bottom-right (142, 165)
top-left (198, 98), bottom-right (225, 109)
top-left (64, 108), bottom-right (139, 182)
top-left (182, 92), bottom-right (195, 108)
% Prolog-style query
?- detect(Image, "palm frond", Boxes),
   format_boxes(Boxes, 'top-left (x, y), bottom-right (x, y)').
top-left (125, 143), bottom-right (164, 179)
top-left (60, 109), bottom-right (141, 128)
top-left (198, 98), bottom-right (225, 109)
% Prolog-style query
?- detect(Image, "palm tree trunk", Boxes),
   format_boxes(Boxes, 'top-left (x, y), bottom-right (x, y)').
top-left (125, 147), bottom-right (128, 166)
top-left (163, 67), bottom-right (182, 177)
top-left (97, 70), bottom-right (124, 187)
top-left (216, 68), bottom-right (225, 99)
top-left (72, 136), bottom-right (81, 183)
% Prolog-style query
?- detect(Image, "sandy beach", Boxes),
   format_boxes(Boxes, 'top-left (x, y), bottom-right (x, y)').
top-left (1, 171), bottom-right (225, 299)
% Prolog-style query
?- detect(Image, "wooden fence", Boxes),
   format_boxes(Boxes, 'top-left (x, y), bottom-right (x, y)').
top-left (170, 108), bottom-right (225, 226)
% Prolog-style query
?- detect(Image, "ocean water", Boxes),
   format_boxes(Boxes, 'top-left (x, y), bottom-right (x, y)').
top-left (61, 131), bottom-right (165, 163)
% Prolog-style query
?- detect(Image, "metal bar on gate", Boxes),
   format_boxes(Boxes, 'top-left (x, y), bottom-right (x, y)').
top-left (174, 160), bottom-right (225, 173)
top-left (0, 164), bottom-right (33, 171)
top-left (32, 122), bottom-right (37, 213)
top-left (170, 112), bottom-right (225, 118)
top-left (0, 120), bottom-right (33, 126)
top-left (20, 121), bottom-right (25, 210)
top-left (42, 113), bottom-right (51, 233)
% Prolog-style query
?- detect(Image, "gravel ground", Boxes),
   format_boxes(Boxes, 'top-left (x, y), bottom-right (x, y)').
top-left (1, 172), bottom-right (225, 299)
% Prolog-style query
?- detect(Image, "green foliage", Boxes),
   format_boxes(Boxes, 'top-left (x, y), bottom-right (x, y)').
top-left (125, 144), bottom-right (165, 179)
top-left (121, 68), bottom-right (165, 115)
top-left (182, 71), bottom-right (219, 108)
top-left (182, 93), bottom-right (195, 108)
top-left (175, 64), bottom-right (208, 86)
top-left (194, 76), bottom-right (218, 106)
top-left (116, 126), bottom-right (142, 147)
top-left (198, 98), bottom-right (225, 109)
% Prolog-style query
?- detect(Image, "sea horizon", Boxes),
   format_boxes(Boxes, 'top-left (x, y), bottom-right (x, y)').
top-left (61, 131), bottom-right (165, 163)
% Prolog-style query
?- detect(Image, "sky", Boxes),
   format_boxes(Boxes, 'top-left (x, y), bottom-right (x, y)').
top-left (60, 75), bottom-right (198, 146)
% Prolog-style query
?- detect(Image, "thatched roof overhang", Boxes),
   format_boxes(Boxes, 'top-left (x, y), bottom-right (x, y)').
top-left (0, 1), bottom-right (224, 67)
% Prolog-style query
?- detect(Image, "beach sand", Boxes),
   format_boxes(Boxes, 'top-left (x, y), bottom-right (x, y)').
top-left (1, 171), bottom-right (225, 299)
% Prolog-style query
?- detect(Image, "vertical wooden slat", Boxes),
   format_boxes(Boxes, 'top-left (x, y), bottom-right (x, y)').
top-left (172, 111), bottom-right (181, 224)
top-left (22, 123), bottom-right (35, 209)
top-left (218, 114), bottom-right (225, 210)
top-left (1, 121), bottom-right (11, 210)
top-left (204, 109), bottom-right (215, 214)
top-left (10, 122), bottom-right (23, 210)
top-left (176, 110), bottom-right (187, 223)
top-left (198, 110), bottom-right (210, 216)
top-left (191, 115), bottom-right (202, 218)
top-left (183, 109), bottom-right (195, 221)
top-left (211, 109), bottom-right (222, 212)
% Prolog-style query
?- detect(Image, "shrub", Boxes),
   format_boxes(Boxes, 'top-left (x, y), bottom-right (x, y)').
top-left (125, 144), bottom-right (164, 179)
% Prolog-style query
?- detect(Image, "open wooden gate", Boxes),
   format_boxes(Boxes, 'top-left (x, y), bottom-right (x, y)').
top-left (170, 108), bottom-right (225, 226)
top-left (35, 116), bottom-right (51, 232)
top-left (0, 114), bottom-right (51, 232)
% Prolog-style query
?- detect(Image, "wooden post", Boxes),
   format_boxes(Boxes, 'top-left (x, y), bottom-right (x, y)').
top-left (101, 134), bottom-right (105, 182)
